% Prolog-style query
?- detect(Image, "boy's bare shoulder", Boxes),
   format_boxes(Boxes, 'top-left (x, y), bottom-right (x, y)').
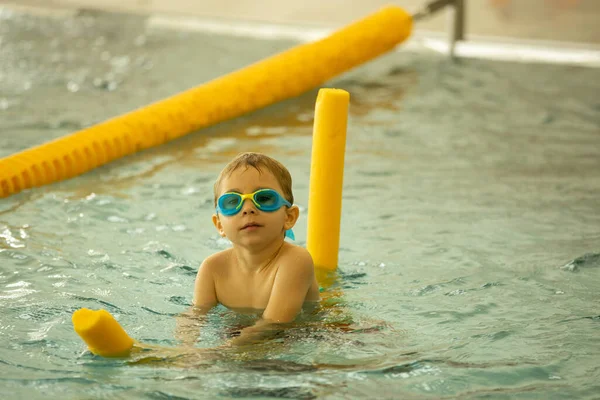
top-left (280, 243), bottom-right (314, 269)
top-left (199, 249), bottom-right (233, 273)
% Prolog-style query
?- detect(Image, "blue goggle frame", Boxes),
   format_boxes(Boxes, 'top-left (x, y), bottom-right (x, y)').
top-left (216, 188), bottom-right (291, 216)
top-left (215, 188), bottom-right (295, 240)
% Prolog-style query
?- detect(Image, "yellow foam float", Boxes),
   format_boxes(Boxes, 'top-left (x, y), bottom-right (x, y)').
top-left (0, 5), bottom-right (412, 198)
top-left (72, 308), bottom-right (136, 357)
top-left (307, 89), bottom-right (349, 270)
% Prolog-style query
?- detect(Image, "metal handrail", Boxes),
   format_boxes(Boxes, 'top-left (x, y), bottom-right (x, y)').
top-left (413, 0), bottom-right (466, 59)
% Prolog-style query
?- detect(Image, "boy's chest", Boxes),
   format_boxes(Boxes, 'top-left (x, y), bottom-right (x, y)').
top-left (215, 268), bottom-right (278, 310)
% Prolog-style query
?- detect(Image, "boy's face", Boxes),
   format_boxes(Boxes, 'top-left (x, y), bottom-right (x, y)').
top-left (212, 167), bottom-right (298, 248)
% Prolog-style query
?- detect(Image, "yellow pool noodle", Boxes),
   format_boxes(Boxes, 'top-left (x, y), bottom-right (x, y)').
top-left (307, 88), bottom-right (349, 270)
top-left (0, 5), bottom-right (412, 198)
top-left (72, 308), bottom-right (135, 357)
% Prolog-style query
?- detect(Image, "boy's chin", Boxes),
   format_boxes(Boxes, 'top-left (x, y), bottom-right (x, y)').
top-left (233, 232), bottom-right (282, 247)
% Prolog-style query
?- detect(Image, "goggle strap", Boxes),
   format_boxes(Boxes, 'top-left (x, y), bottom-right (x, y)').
top-left (285, 229), bottom-right (295, 241)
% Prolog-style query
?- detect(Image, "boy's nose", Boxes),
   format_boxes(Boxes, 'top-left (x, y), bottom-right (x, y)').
top-left (241, 199), bottom-right (257, 214)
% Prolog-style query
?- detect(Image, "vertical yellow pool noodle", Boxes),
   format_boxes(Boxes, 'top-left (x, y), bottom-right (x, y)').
top-left (72, 308), bottom-right (135, 357)
top-left (0, 5), bottom-right (412, 198)
top-left (307, 89), bottom-right (349, 270)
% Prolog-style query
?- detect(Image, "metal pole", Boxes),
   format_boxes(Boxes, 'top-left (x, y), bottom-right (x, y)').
top-left (447, 0), bottom-right (465, 59)
top-left (413, 0), bottom-right (456, 21)
top-left (413, 0), bottom-right (467, 60)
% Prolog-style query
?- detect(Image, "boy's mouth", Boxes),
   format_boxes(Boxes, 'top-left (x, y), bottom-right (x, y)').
top-left (240, 222), bottom-right (263, 230)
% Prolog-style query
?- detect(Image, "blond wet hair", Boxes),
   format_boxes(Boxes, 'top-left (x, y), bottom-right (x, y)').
top-left (213, 152), bottom-right (294, 207)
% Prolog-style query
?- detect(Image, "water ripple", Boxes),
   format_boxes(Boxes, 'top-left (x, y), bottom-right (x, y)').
top-left (561, 252), bottom-right (600, 272)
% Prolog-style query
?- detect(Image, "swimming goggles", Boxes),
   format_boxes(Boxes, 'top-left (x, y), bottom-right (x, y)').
top-left (216, 189), bottom-right (295, 240)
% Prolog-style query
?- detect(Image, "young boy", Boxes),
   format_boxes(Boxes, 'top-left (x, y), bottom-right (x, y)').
top-left (179, 152), bottom-right (320, 346)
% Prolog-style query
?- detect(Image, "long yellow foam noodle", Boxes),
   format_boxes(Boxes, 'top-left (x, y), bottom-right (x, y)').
top-left (72, 308), bottom-right (135, 357)
top-left (0, 5), bottom-right (412, 198)
top-left (307, 89), bottom-right (349, 270)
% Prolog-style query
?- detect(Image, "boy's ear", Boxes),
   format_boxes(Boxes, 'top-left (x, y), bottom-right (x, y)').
top-left (283, 205), bottom-right (300, 231)
top-left (212, 214), bottom-right (226, 237)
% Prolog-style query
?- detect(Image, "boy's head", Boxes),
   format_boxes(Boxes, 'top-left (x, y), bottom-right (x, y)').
top-left (213, 152), bottom-right (294, 206)
top-left (212, 152), bottom-right (299, 246)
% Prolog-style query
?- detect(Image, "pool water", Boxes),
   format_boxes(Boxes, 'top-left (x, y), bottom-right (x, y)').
top-left (1, 7), bottom-right (599, 399)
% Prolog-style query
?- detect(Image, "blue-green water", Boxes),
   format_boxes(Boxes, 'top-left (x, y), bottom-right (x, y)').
top-left (1, 6), bottom-right (599, 399)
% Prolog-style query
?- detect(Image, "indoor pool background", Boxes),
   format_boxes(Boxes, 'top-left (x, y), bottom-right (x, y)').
top-left (1, 7), bottom-right (599, 399)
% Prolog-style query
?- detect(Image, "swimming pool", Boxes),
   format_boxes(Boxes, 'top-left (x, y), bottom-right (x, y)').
top-left (1, 6), bottom-right (599, 399)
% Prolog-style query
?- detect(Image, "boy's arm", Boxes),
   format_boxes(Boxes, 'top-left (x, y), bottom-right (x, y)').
top-left (175, 260), bottom-right (218, 346)
top-left (262, 247), bottom-right (315, 323)
top-left (174, 307), bottom-right (207, 347)
top-left (227, 248), bottom-right (315, 346)
top-left (192, 259), bottom-right (218, 309)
